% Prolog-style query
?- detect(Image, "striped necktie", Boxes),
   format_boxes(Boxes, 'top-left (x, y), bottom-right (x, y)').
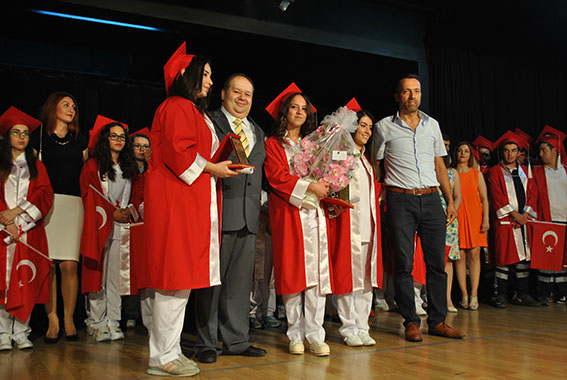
top-left (233, 118), bottom-right (250, 157)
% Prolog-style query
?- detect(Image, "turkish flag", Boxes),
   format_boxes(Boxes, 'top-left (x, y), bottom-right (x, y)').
top-left (6, 242), bottom-right (50, 321)
top-left (129, 222), bottom-right (145, 291)
top-left (80, 185), bottom-right (116, 262)
top-left (528, 221), bottom-right (566, 271)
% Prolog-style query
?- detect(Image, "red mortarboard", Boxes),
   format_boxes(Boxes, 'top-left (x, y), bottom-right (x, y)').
top-left (513, 128), bottom-right (533, 144)
top-left (88, 115), bottom-right (128, 154)
top-left (494, 130), bottom-right (528, 150)
top-left (131, 127), bottom-right (150, 138)
top-left (0, 106), bottom-right (41, 135)
top-left (537, 125), bottom-right (567, 165)
top-left (265, 82), bottom-right (317, 120)
top-left (164, 42), bottom-right (195, 95)
top-left (472, 136), bottom-right (495, 152)
top-left (345, 97), bottom-right (362, 113)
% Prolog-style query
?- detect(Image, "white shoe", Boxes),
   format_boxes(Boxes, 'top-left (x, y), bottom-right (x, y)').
top-left (109, 326), bottom-right (125, 341)
top-left (309, 341), bottom-right (330, 356)
top-left (289, 339), bottom-right (304, 355)
top-left (358, 331), bottom-right (376, 346)
top-left (416, 304), bottom-right (427, 316)
top-left (86, 325), bottom-right (95, 336)
top-left (0, 334), bottom-right (12, 350)
top-left (447, 305), bottom-right (458, 313)
top-left (147, 358), bottom-right (200, 377)
top-left (94, 327), bottom-right (111, 342)
top-left (375, 298), bottom-right (390, 312)
top-left (13, 335), bottom-right (33, 349)
top-left (343, 334), bottom-right (363, 347)
top-left (126, 319), bottom-right (136, 329)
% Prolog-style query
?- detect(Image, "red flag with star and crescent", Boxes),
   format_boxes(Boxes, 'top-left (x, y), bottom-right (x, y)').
top-left (528, 221), bottom-right (566, 271)
top-left (80, 184), bottom-right (116, 262)
top-left (5, 242), bottom-right (50, 321)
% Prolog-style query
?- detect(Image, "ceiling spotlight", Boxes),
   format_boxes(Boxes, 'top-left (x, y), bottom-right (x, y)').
top-left (279, 0), bottom-right (295, 12)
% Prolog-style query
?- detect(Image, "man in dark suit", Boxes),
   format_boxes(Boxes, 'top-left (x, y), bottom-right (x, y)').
top-left (193, 73), bottom-right (267, 363)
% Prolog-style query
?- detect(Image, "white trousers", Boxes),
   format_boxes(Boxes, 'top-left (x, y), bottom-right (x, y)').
top-left (86, 238), bottom-right (121, 329)
top-left (337, 243), bottom-right (373, 337)
top-left (148, 289), bottom-right (190, 367)
top-left (0, 305), bottom-right (30, 339)
top-left (283, 285), bottom-right (326, 344)
top-left (140, 288), bottom-right (155, 333)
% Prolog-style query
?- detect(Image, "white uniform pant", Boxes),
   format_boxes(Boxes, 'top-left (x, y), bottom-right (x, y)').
top-left (86, 238), bottom-right (121, 329)
top-left (140, 288), bottom-right (155, 332)
top-left (337, 242), bottom-right (373, 337)
top-left (0, 306), bottom-right (30, 339)
top-left (283, 285), bottom-right (326, 344)
top-left (149, 289), bottom-right (190, 367)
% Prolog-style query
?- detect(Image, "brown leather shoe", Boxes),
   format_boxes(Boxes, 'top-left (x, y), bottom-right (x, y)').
top-left (405, 322), bottom-right (423, 342)
top-left (428, 322), bottom-right (465, 339)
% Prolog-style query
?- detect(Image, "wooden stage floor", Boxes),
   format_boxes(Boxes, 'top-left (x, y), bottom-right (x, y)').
top-left (2, 302), bottom-right (566, 380)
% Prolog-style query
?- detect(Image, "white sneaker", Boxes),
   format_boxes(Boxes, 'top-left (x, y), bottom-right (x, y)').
top-left (94, 327), bottom-right (111, 342)
top-left (416, 304), bottom-right (427, 316)
top-left (289, 339), bottom-right (304, 355)
top-left (358, 331), bottom-right (376, 346)
top-left (126, 319), bottom-right (136, 329)
top-left (375, 298), bottom-right (390, 312)
top-left (13, 335), bottom-right (33, 349)
top-left (0, 334), bottom-right (12, 350)
top-left (109, 326), bottom-right (125, 341)
top-left (343, 334), bottom-right (363, 347)
top-left (147, 358), bottom-right (200, 377)
top-left (309, 341), bottom-right (330, 356)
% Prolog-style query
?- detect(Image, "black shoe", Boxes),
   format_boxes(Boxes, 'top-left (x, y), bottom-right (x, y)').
top-left (538, 296), bottom-right (550, 307)
top-left (511, 293), bottom-right (540, 307)
top-left (489, 295), bottom-right (508, 309)
top-left (223, 345), bottom-right (267, 357)
top-left (43, 336), bottom-right (59, 345)
top-left (555, 295), bottom-right (567, 304)
top-left (196, 349), bottom-right (217, 363)
top-left (65, 333), bottom-right (79, 341)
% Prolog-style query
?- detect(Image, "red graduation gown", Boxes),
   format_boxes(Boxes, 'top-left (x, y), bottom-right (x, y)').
top-left (0, 160), bottom-right (53, 309)
top-left (486, 163), bottom-right (537, 265)
top-left (142, 96), bottom-right (221, 291)
top-left (264, 136), bottom-right (332, 296)
top-left (327, 154), bottom-right (383, 294)
top-left (533, 164), bottom-right (567, 222)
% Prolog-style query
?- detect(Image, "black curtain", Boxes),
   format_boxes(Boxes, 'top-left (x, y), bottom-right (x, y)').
top-left (425, 14), bottom-right (567, 147)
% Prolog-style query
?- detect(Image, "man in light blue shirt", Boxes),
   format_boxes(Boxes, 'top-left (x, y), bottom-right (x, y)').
top-left (374, 74), bottom-right (464, 342)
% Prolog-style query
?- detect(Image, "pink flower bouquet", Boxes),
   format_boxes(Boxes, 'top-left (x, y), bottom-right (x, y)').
top-left (291, 106), bottom-right (360, 209)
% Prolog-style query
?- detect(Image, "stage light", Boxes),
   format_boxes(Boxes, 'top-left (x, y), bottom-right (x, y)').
top-left (31, 10), bottom-right (163, 31)
top-left (279, 1), bottom-right (295, 12)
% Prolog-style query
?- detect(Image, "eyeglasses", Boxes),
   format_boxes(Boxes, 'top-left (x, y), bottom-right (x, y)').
top-left (133, 144), bottom-right (150, 150)
top-left (108, 133), bottom-right (126, 141)
top-left (11, 130), bottom-right (30, 138)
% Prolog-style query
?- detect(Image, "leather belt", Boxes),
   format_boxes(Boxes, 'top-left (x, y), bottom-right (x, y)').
top-left (386, 186), bottom-right (438, 195)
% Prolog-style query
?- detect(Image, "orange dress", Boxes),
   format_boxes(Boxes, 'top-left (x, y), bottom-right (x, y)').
top-left (457, 168), bottom-right (488, 248)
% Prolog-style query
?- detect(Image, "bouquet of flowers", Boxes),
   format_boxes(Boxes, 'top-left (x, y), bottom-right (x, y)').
top-left (291, 106), bottom-right (360, 209)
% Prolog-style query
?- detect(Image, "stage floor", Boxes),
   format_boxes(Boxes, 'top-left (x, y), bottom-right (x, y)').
top-left (2, 302), bottom-right (566, 379)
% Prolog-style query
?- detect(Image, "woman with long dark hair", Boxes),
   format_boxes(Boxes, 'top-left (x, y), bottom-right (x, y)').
top-left (142, 43), bottom-right (238, 377)
top-left (264, 85), bottom-right (332, 357)
top-left (80, 117), bottom-right (137, 342)
top-left (0, 107), bottom-right (53, 350)
top-left (331, 109), bottom-right (382, 347)
top-left (32, 92), bottom-right (87, 342)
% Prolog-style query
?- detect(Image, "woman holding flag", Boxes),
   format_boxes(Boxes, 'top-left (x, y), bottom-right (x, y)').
top-left (0, 106), bottom-right (53, 350)
top-left (79, 116), bottom-right (137, 343)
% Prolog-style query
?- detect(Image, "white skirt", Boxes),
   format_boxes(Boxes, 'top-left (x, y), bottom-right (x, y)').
top-left (44, 194), bottom-right (84, 261)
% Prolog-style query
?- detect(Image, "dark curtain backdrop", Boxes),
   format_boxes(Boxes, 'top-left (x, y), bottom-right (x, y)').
top-left (425, 18), bottom-right (567, 148)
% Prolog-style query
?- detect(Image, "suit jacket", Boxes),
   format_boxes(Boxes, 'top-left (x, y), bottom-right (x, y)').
top-left (211, 108), bottom-right (266, 234)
